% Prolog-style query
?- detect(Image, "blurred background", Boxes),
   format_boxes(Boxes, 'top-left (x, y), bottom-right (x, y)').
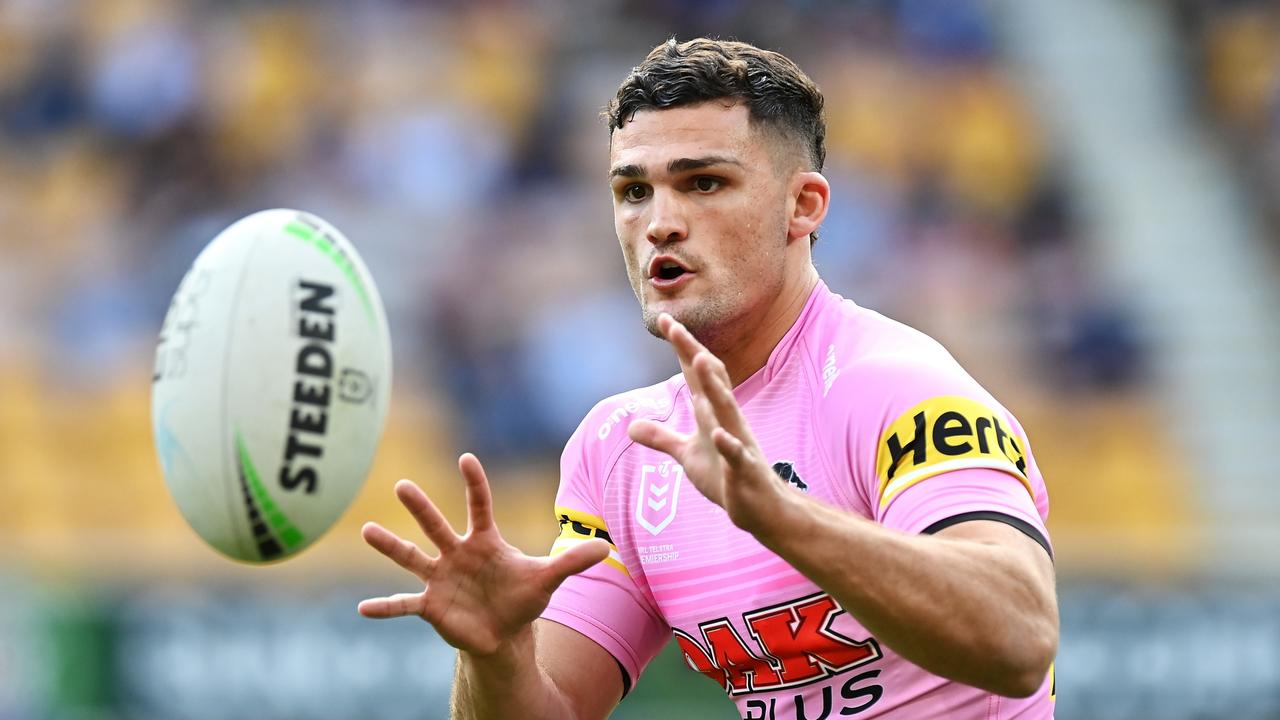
top-left (0, 0), bottom-right (1278, 717)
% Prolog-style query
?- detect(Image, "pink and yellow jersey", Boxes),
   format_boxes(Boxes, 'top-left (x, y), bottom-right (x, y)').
top-left (542, 281), bottom-right (1055, 719)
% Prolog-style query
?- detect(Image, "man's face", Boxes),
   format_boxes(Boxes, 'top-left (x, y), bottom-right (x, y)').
top-left (609, 102), bottom-right (795, 344)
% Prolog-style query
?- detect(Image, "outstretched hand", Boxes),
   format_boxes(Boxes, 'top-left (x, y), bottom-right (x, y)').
top-left (627, 313), bottom-right (784, 532)
top-left (358, 453), bottom-right (610, 656)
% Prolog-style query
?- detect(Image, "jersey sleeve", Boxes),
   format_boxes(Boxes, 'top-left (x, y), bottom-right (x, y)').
top-left (541, 411), bottom-right (670, 692)
top-left (831, 355), bottom-right (1052, 555)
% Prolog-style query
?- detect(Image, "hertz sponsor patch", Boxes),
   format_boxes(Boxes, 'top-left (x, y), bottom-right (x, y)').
top-left (875, 396), bottom-right (1032, 509)
top-left (552, 506), bottom-right (629, 576)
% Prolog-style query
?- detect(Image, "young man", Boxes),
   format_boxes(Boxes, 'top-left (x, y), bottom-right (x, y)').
top-left (359, 38), bottom-right (1058, 719)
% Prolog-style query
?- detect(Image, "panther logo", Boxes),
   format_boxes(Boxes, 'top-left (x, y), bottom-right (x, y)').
top-left (772, 461), bottom-right (808, 492)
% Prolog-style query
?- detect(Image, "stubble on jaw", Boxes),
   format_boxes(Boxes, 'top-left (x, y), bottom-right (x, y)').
top-left (638, 284), bottom-right (745, 344)
top-left (634, 210), bottom-right (790, 351)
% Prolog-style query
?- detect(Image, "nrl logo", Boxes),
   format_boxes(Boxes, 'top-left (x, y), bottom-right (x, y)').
top-left (637, 460), bottom-right (684, 536)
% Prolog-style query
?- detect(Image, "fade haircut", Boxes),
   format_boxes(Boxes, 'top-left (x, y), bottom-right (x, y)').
top-left (606, 38), bottom-right (827, 242)
top-left (606, 37), bottom-right (826, 173)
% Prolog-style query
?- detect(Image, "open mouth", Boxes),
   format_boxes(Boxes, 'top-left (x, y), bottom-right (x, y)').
top-left (648, 256), bottom-right (693, 284)
top-left (656, 262), bottom-right (686, 281)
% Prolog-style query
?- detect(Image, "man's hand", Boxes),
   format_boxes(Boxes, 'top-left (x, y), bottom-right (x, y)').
top-left (358, 453), bottom-right (610, 656)
top-left (627, 313), bottom-right (784, 532)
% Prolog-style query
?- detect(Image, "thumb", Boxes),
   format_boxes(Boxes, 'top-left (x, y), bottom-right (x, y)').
top-left (544, 539), bottom-right (611, 588)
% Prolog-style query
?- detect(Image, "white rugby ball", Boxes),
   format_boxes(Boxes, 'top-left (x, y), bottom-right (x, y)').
top-left (151, 209), bottom-right (392, 563)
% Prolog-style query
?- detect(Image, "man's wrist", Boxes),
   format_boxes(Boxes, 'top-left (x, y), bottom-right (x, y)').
top-left (460, 624), bottom-right (535, 674)
top-left (732, 465), bottom-right (805, 543)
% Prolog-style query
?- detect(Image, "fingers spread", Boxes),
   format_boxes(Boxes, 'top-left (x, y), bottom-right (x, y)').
top-left (691, 393), bottom-right (721, 445)
top-left (628, 419), bottom-right (686, 458)
top-left (544, 539), bottom-right (610, 590)
top-left (659, 314), bottom-right (707, 395)
top-left (458, 453), bottom-right (495, 535)
top-left (394, 479), bottom-right (459, 552)
top-left (362, 522), bottom-right (436, 580)
top-left (695, 352), bottom-right (751, 440)
top-left (357, 592), bottom-right (425, 620)
top-left (712, 427), bottom-right (750, 468)
top-left (693, 345), bottom-right (731, 387)
top-left (662, 314), bottom-right (708, 363)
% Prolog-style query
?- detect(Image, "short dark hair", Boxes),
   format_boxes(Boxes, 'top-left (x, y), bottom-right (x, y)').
top-left (606, 38), bottom-right (826, 173)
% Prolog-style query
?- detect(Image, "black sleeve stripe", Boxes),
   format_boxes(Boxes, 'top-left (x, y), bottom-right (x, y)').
top-left (921, 511), bottom-right (1053, 561)
top-left (616, 658), bottom-right (632, 698)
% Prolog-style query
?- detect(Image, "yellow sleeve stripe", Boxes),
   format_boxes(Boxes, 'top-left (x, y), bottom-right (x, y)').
top-left (552, 506), bottom-right (627, 576)
top-left (551, 537), bottom-right (629, 576)
top-left (554, 506), bottom-right (608, 529)
top-left (879, 457), bottom-right (1035, 511)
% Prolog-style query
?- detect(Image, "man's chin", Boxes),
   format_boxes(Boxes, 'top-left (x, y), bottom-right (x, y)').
top-left (641, 302), bottom-right (707, 340)
top-left (641, 307), bottom-right (667, 339)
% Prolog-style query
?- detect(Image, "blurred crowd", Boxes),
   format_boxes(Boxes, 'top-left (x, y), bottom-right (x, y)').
top-left (0, 1), bottom-right (1172, 471)
top-left (0, 0), bottom-right (1152, 466)
top-left (1175, 0), bottom-right (1280, 237)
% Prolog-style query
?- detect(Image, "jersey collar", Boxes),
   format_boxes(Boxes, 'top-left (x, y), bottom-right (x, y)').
top-left (731, 278), bottom-right (835, 405)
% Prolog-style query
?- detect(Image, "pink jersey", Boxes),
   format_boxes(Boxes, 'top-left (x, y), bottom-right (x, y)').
top-left (543, 281), bottom-right (1055, 719)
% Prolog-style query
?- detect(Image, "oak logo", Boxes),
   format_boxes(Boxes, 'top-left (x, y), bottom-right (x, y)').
top-left (673, 592), bottom-right (881, 696)
top-left (875, 396), bottom-right (1032, 509)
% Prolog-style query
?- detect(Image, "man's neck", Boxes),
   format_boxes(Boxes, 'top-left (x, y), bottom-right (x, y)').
top-left (713, 265), bottom-right (820, 387)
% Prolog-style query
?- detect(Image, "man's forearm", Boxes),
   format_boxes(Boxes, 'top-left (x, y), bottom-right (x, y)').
top-left (449, 628), bottom-right (579, 720)
top-left (749, 489), bottom-right (1057, 697)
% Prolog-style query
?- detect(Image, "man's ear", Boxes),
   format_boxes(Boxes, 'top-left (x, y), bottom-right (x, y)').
top-left (788, 171), bottom-right (830, 243)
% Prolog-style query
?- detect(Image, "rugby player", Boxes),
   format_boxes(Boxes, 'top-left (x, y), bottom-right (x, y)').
top-left (359, 38), bottom-right (1058, 719)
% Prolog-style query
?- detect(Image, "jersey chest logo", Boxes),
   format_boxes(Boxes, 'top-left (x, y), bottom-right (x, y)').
top-left (636, 460), bottom-right (683, 535)
top-left (673, 592), bottom-right (883, 697)
top-left (772, 461), bottom-right (808, 492)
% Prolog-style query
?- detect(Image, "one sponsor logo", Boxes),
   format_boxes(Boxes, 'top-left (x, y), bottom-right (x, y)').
top-left (822, 344), bottom-right (840, 397)
top-left (875, 396), bottom-right (1032, 509)
top-left (551, 506), bottom-right (627, 576)
top-left (771, 461), bottom-right (808, 493)
top-left (638, 543), bottom-right (679, 564)
top-left (636, 460), bottom-right (683, 536)
top-left (741, 672), bottom-right (883, 720)
top-left (280, 279), bottom-right (337, 495)
top-left (595, 395), bottom-right (672, 440)
top-left (673, 592), bottom-right (882, 709)
top-left (556, 510), bottom-right (614, 544)
top-left (338, 368), bottom-right (374, 404)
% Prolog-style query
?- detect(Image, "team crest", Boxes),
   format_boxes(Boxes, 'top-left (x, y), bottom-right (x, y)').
top-left (772, 461), bottom-right (808, 492)
top-left (637, 460), bottom-right (683, 535)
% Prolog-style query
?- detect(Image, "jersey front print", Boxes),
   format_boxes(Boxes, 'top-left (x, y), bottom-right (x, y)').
top-left (543, 281), bottom-right (1056, 719)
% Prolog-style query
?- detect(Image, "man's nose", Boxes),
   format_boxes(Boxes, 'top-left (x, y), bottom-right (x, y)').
top-left (646, 189), bottom-right (688, 245)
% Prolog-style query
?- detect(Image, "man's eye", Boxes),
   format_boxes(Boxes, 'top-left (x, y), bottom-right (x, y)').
top-left (624, 184), bottom-right (649, 202)
top-left (694, 177), bottom-right (722, 192)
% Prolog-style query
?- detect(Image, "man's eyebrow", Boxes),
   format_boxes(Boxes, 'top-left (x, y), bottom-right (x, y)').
top-left (609, 156), bottom-right (743, 180)
top-left (667, 156), bottom-right (742, 174)
top-left (609, 164), bottom-right (645, 180)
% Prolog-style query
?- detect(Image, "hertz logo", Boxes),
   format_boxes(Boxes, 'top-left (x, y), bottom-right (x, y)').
top-left (875, 396), bottom-right (1032, 510)
top-left (551, 506), bottom-right (628, 576)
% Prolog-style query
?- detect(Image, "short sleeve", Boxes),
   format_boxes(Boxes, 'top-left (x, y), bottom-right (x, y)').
top-left (833, 355), bottom-right (1051, 549)
top-left (880, 467), bottom-right (1052, 557)
top-left (541, 414), bottom-right (669, 690)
